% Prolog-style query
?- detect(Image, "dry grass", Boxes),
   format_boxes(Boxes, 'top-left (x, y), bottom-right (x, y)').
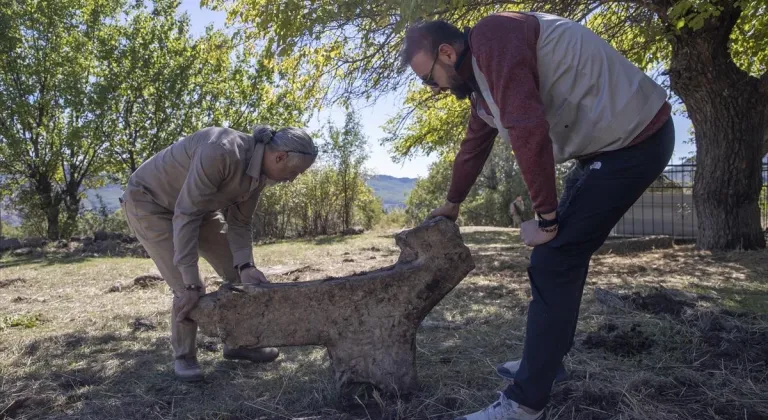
top-left (1, 227), bottom-right (767, 419)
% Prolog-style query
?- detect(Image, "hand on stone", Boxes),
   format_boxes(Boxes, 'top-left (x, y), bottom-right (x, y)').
top-left (241, 267), bottom-right (270, 286)
top-left (427, 202), bottom-right (460, 222)
top-left (175, 285), bottom-right (206, 324)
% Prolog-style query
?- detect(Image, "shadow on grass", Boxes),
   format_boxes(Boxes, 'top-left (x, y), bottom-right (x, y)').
top-left (460, 230), bottom-right (519, 247)
top-left (1, 330), bottom-right (350, 419)
top-left (0, 253), bottom-right (94, 269)
top-left (590, 247), bottom-right (768, 313)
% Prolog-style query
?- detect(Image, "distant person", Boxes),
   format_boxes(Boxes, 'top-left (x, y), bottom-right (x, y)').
top-left (402, 11), bottom-right (674, 420)
top-left (120, 126), bottom-right (317, 381)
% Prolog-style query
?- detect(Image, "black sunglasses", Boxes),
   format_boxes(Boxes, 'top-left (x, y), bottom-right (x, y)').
top-left (421, 52), bottom-right (440, 88)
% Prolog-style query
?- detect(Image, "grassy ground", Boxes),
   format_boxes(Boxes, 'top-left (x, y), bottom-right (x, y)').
top-left (1, 227), bottom-right (767, 420)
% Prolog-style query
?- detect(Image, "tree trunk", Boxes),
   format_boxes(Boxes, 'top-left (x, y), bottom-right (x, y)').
top-left (62, 194), bottom-right (80, 239)
top-left (34, 177), bottom-right (62, 240)
top-left (668, 5), bottom-right (767, 250)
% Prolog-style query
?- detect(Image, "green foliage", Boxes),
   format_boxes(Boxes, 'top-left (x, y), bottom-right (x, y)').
top-left (377, 208), bottom-right (408, 230)
top-left (253, 165), bottom-right (382, 239)
top-left (76, 194), bottom-right (130, 237)
top-left (0, 222), bottom-right (22, 239)
top-left (252, 111), bottom-right (383, 238)
top-left (9, 187), bottom-right (50, 239)
top-left (0, 313), bottom-right (43, 330)
top-left (324, 110), bottom-right (369, 231)
top-left (406, 139), bottom-right (571, 227)
top-left (212, 0), bottom-right (767, 169)
top-left (0, 0), bottom-right (310, 238)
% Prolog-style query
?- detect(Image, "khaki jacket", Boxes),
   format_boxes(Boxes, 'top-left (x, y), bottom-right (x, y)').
top-left (126, 127), bottom-right (267, 286)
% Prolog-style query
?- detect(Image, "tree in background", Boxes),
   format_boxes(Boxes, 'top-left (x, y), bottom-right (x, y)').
top-left (208, 0), bottom-right (768, 250)
top-left (0, 0), bottom-right (308, 238)
top-left (0, 0), bottom-right (124, 239)
top-left (326, 110), bottom-right (369, 231)
top-left (405, 139), bottom-right (570, 227)
top-left (251, 110), bottom-right (382, 239)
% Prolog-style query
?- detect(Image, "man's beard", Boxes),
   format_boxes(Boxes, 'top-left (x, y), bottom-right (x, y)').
top-left (447, 70), bottom-right (472, 100)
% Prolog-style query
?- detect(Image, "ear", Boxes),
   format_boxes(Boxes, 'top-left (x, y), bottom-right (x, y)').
top-left (275, 151), bottom-right (289, 164)
top-left (438, 43), bottom-right (456, 61)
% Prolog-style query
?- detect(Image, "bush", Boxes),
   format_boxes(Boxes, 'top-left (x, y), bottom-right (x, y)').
top-left (377, 208), bottom-right (408, 230)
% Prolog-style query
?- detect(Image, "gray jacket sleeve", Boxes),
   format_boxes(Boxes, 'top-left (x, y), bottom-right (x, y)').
top-left (172, 143), bottom-right (232, 286)
top-left (226, 191), bottom-right (260, 268)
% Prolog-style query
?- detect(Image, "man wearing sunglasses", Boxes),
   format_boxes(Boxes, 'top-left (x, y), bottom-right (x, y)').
top-left (120, 125), bottom-right (317, 382)
top-left (402, 12), bottom-right (674, 420)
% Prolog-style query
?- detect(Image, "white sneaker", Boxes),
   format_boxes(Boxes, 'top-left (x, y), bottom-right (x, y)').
top-left (496, 360), bottom-right (568, 384)
top-left (455, 392), bottom-right (543, 420)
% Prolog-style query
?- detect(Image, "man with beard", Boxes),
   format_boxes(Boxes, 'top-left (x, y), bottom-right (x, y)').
top-left (401, 12), bottom-right (674, 420)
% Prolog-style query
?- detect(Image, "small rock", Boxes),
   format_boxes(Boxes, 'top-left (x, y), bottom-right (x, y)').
top-left (12, 248), bottom-right (34, 257)
top-left (81, 237), bottom-right (94, 246)
top-left (93, 230), bottom-right (108, 242)
top-left (108, 282), bottom-right (122, 293)
top-left (131, 318), bottom-right (156, 332)
top-left (342, 258), bottom-right (355, 263)
top-left (0, 277), bottom-right (25, 288)
top-left (11, 296), bottom-right (28, 303)
top-left (342, 227), bottom-right (365, 236)
top-left (69, 236), bottom-right (81, 242)
top-left (133, 274), bottom-right (163, 288)
top-left (54, 240), bottom-right (69, 249)
top-left (21, 237), bottom-right (45, 248)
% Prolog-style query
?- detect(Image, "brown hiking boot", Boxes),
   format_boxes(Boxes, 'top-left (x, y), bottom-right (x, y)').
top-left (222, 345), bottom-right (280, 363)
top-left (174, 356), bottom-right (203, 382)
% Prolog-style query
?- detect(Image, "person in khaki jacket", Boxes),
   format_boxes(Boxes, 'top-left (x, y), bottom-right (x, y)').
top-left (121, 125), bottom-right (317, 381)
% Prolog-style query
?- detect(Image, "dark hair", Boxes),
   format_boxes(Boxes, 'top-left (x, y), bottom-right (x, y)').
top-left (400, 20), bottom-right (465, 66)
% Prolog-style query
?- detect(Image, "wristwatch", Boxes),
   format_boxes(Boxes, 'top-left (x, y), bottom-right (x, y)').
top-left (535, 212), bottom-right (558, 229)
top-left (237, 262), bottom-right (255, 274)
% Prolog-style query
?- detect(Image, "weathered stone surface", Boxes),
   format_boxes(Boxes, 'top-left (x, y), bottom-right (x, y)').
top-left (190, 217), bottom-right (474, 397)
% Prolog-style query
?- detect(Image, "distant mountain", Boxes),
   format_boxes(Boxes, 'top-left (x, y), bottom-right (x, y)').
top-left (366, 175), bottom-right (418, 210)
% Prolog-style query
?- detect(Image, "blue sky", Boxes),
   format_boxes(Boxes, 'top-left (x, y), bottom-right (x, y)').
top-left (180, 1), bottom-right (695, 178)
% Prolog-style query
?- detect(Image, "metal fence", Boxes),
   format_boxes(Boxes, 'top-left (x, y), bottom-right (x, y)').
top-left (610, 164), bottom-right (768, 239)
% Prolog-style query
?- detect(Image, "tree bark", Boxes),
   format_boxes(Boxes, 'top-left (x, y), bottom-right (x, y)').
top-left (62, 194), bottom-right (80, 239)
top-left (667, 4), bottom-right (767, 250)
top-left (34, 176), bottom-right (62, 240)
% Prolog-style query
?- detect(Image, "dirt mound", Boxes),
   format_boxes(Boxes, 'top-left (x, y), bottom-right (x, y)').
top-left (583, 323), bottom-right (655, 356)
top-left (594, 286), bottom-right (709, 316)
top-left (696, 311), bottom-right (768, 372)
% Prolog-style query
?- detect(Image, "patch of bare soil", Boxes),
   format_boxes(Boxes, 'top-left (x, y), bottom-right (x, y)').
top-left (583, 323), bottom-right (655, 356)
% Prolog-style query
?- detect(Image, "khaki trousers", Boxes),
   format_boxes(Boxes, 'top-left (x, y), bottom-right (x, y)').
top-left (121, 186), bottom-right (240, 360)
